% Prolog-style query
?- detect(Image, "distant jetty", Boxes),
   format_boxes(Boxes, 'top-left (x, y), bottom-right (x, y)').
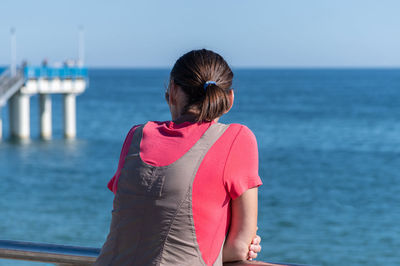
top-left (0, 28), bottom-right (87, 141)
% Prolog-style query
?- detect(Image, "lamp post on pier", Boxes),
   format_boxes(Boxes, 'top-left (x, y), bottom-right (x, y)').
top-left (78, 26), bottom-right (84, 67)
top-left (10, 28), bottom-right (17, 77)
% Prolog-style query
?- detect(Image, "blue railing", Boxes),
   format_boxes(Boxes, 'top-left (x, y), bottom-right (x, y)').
top-left (23, 66), bottom-right (88, 79)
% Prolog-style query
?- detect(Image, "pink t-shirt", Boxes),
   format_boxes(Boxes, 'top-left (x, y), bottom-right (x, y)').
top-left (108, 121), bottom-right (262, 265)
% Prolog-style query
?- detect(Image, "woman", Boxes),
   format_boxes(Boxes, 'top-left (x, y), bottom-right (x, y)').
top-left (95, 49), bottom-right (262, 265)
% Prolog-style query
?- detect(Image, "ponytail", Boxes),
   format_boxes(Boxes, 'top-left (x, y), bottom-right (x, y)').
top-left (198, 83), bottom-right (231, 121)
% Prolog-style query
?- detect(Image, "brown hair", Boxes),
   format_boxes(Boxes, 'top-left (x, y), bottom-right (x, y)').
top-left (170, 49), bottom-right (234, 122)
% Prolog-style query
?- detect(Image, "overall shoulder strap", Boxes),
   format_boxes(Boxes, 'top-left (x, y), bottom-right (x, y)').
top-left (185, 122), bottom-right (230, 157)
top-left (127, 123), bottom-right (145, 155)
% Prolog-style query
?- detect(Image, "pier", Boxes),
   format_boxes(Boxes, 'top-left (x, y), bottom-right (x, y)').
top-left (0, 28), bottom-right (87, 141)
top-left (0, 66), bottom-right (88, 140)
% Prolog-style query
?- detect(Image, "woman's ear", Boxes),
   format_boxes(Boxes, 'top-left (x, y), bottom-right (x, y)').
top-left (165, 85), bottom-right (170, 103)
top-left (169, 80), bottom-right (178, 105)
top-left (225, 89), bottom-right (234, 113)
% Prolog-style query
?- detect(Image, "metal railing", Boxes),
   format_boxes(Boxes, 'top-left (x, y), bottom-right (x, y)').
top-left (23, 66), bottom-right (88, 80)
top-left (0, 240), bottom-right (98, 265)
top-left (0, 68), bottom-right (25, 107)
top-left (0, 239), bottom-right (311, 266)
top-left (0, 68), bottom-right (11, 84)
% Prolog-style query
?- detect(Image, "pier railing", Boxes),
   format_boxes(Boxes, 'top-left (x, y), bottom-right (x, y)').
top-left (23, 66), bottom-right (88, 80)
top-left (0, 68), bottom-right (25, 107)
top-left (0, 239), bottom-right (311, 266)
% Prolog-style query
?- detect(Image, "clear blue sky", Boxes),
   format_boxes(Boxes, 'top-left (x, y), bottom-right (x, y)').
top-left (1, 0), bottom-right (399, 68)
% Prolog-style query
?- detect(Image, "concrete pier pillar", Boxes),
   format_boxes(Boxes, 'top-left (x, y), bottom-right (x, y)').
top-left (9, 93), bottom-right (30, 139)
top-left (9, 94), bottom-right (16, 137)
top-left (63, 93), bottom-right (76, 139)
top-left (39, 94), bottom-right (52, 139)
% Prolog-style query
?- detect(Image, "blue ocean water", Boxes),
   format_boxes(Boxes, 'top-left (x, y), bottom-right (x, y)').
top-left (0, 68), bottom-right (399, 265)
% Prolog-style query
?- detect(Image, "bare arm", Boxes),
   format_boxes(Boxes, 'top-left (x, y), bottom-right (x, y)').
top-left (223, 187), bottom-right (258, 262)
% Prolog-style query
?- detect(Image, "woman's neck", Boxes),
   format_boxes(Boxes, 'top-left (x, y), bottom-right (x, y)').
top-left (172, 113), bottom-right (219, 124)
top-left (172, 113), bottom-right (198, 124)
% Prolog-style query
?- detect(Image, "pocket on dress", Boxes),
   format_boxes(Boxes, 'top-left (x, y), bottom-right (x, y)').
top-left (118, 161), bottom-right (165, 198)
top-left (137, 166), bottom-right (165, 197)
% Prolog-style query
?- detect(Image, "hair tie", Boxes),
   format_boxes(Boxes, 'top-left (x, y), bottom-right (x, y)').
top-left (204, 81), bottom-right (217, 90)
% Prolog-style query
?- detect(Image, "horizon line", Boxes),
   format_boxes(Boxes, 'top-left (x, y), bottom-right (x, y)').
top-left (1, 65), bottom-right (400, 70)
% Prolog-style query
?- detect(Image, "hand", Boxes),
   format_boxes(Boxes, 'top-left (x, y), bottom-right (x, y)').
top-left (247, 234), bottom-right (261, 260)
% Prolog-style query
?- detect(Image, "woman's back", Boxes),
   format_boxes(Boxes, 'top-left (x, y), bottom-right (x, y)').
top-left (96, 121), bottom-right (260, 265)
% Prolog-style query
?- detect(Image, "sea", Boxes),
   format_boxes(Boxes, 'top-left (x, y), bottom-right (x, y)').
top-left (0, 68), bottom-right (399, 266)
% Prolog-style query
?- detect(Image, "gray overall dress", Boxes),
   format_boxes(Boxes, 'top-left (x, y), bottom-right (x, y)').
top-left (95, 122), bottom-right (229, 266)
